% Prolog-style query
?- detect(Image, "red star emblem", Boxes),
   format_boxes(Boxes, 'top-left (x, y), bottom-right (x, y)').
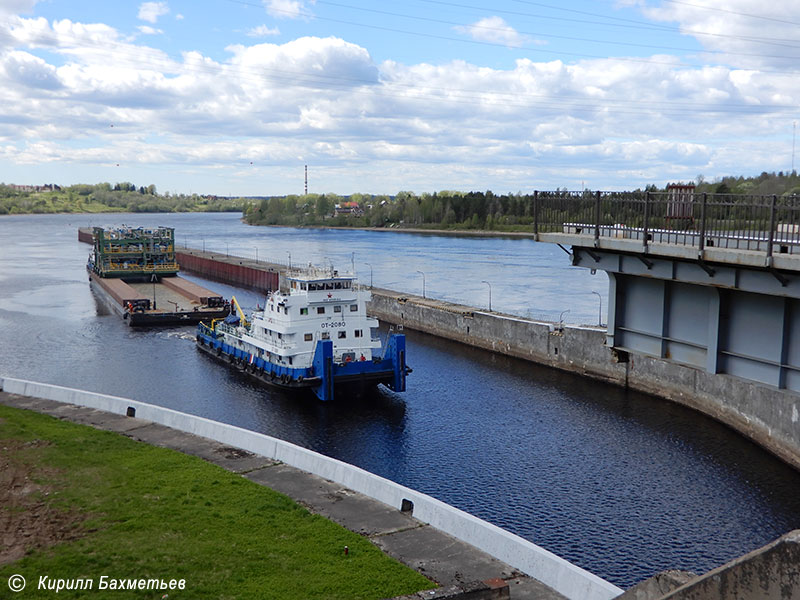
top-left (327, 293), bottom-right (332, 298)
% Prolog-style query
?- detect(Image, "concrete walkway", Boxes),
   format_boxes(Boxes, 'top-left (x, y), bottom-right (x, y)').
top-left (0, 391), bottom-right (567, 600)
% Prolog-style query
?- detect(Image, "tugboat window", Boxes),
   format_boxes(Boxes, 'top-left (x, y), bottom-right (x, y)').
top-left (300, 308), bottom-right (308, 315)
top-left (338, 331), bottom-right (347, 339)
top-left (354, 330), bottom-right (362, 337)
top-left (334, 305), bottom-right (342, 313)
top-left (317, 306), bottom-right (325, 314)
top-left (350, 304), bottom-right (358, 311)
top-left (304, 333), bottom-right (313, 341)
top-left (321, 332), bottom-right (330, 340)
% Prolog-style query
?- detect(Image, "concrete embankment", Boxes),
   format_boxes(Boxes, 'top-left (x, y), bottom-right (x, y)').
top-left (367, 289), bottom-right (800, 472)
top-left (0, 378), bottom-right (620, 600)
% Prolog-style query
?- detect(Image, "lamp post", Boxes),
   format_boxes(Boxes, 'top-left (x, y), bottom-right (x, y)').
top-left (226, 242), bottom-right (229, 257)
top-left (364, 262), bottom-right (373, 289)
top-left (416, 270), bottom-right (426, 298)
top-left (592, 291), bottom-right (602, 327)
top-left (287, 252), bottom-right (291, 269)
top-left (254, 247), bottom-right (258, 263)
top-left (481, 280), bottom-right (492, 312)
top-left (559, 309), bottom-right (570, 324)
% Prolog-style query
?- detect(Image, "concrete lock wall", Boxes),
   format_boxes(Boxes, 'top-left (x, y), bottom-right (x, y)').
top-left (0, 376), bottom-right (623, 600)
top-left (367, 290), bottom-right (800, 472)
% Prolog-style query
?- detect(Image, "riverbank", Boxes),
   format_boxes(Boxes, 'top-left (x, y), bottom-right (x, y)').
top-left (0, 398), bottom-right (434, 600)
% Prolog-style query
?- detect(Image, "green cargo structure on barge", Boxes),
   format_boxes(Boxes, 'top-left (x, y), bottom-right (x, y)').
top-left (87, 226), bottom-right (230, 326)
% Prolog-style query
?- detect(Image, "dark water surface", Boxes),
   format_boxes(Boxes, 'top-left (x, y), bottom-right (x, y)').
top-left (1, 213), bottom-right (799, 589)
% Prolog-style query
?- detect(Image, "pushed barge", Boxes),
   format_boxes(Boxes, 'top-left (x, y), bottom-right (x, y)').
top-left (196, 266), bottom-right (410, 401)
top-left (87, 226), bottom-right (229, 326)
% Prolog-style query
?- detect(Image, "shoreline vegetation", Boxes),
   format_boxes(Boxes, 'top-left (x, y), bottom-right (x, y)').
top-left (3, 170), bottom-right (799, 234)
top-left (0, 404), bottom-right (434, 599)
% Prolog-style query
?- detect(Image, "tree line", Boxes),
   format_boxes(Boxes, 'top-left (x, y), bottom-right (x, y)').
top-left (244, 171), bottom-right (800, 231)
top-left (0, 182), bottom-right (246, 215)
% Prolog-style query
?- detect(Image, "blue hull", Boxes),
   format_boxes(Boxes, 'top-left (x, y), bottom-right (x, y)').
top-left (196, 324), bottom-right (408, 401)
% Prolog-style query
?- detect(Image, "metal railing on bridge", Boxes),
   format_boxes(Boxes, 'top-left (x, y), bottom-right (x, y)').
top-left (533, 191), bottom-right (800, 258)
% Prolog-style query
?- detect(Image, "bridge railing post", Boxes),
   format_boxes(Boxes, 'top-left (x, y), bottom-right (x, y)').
top-left (594, 190), bottom-right (601, 247)
top-left (698, 192), bottom-right (707, 254)
top-left (643, 191), bottom-right (650, 252)
top-left (767, 194), bottom-right (777, 264)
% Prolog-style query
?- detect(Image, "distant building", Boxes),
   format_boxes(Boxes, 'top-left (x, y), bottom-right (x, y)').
top-left (334, 201), bottom-right (363, 216)
top-left (7, 183), bottom-right (61, 192)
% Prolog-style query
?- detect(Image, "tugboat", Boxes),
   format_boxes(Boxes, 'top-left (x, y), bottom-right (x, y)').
top-left (195, 265), bottom-right (410, 401)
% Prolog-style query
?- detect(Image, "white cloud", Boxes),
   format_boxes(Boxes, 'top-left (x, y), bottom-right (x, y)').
top-left (137, 25), bottom-right (163, 36)
top-left (262, 0), bottom-right (312, 20)
top-left (247, 25), bottom-right (281, 37)
top-left (137, 2), bottom-right (169, 24)
top-left (1, 8), bottom-right (797, 193)
top-left (0, 0), bottom-right (38, 17)
top-left (454, 16), bottom-right (532, 48)
top-left (631, 0), bottom-right (800, 69)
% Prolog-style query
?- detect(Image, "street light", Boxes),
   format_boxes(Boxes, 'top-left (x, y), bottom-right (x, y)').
top-left (416, 270), bottom-right (426, 298)
top-left (559, 309), bottom-right (570, 324)
top-left (287, 252), bottom-right (291, 269)
top-left (481, 280), bottom-right (492, 312)
top-left (364, 262), bottom-right (373, 289)
top-left (592, 291), bottom-right (603, 327)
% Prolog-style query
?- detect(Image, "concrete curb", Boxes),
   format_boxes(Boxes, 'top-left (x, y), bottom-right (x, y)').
top-left (0, 376), bottom-right (622, 600)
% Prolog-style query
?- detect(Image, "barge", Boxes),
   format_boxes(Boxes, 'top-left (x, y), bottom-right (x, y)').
top-left (196, 265), bottom-right (410, 401)
top-left (87, 226), bottom-right (229, 326)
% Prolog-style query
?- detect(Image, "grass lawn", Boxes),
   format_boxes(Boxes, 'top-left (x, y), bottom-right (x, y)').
top-left (0, 404), bottom-right (434, 599)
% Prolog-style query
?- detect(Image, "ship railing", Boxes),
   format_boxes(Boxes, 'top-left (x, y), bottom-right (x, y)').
top-left (217, 322), bottom-right (297, 350)
top-left (285, 265), bottom-right (356, 280)
top-left (106, 262), bottom-right (180, 272)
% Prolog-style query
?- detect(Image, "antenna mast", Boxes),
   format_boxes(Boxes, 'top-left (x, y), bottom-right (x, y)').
top-left (304, 165), bottom-right (308, 195)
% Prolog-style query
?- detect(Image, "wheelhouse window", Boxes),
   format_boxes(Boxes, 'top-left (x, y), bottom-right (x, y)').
top-left (354, 330), bottom-right (362, 338)
top-left (300, 307), bottom-right (308, 315)
top-left (317, 306), bottom-right (325, 314)
top-left (338, 331), bottom-right (346, 339)
top-left (334, 305), bottom-right (342, 313)
top-left (350, 304), bottom-right (358, 312)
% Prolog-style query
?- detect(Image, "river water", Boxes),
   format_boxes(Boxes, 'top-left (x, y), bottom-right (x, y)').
top-left (1, 212), bottom-right (799, 589)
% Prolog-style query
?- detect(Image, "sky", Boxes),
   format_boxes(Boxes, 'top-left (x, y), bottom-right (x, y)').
top-left (1, 0), bottom-right (798, 196)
